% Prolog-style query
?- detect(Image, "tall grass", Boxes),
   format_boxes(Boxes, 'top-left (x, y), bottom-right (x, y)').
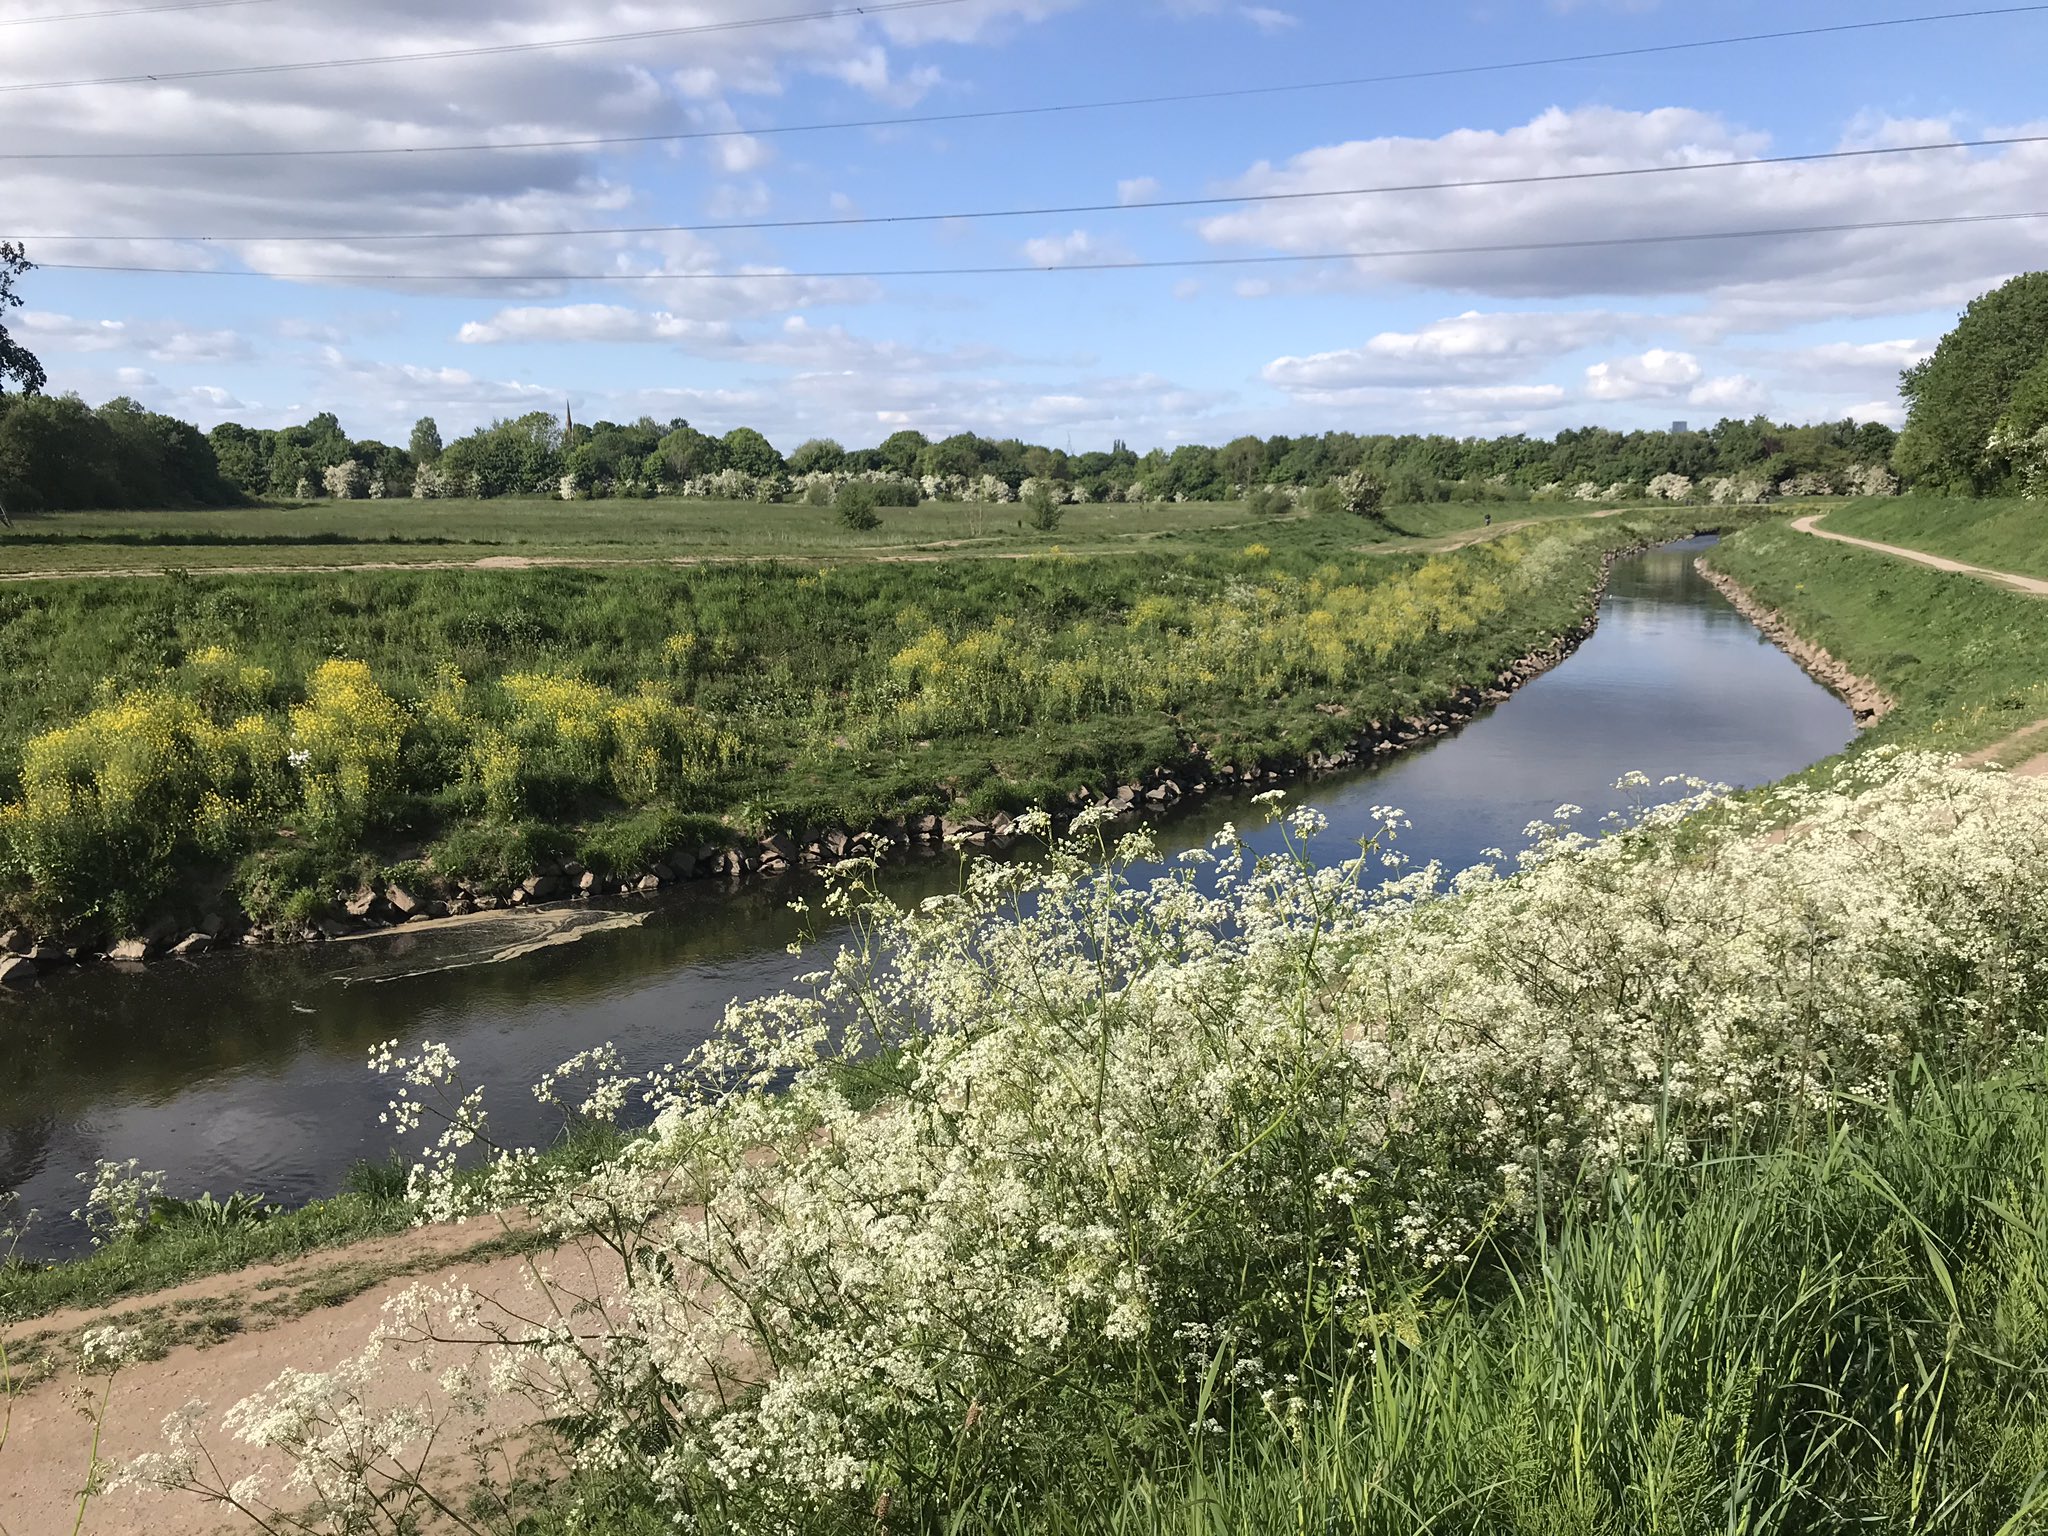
top-left (1068, 1066), bottom-right (2048, 1535)
top-left (0, 513), bottom-right (1699, 931)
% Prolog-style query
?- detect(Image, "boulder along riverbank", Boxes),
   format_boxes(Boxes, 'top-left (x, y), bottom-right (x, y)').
top-left (1694, 558), bottom-right (1895, 726)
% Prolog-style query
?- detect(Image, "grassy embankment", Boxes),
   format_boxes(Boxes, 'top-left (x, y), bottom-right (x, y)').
top-left (0, 501), bottom-right (1694, 1318)
top-left (0, 501), bottom-right (1697, 939)
top-left (0, 495), bottom-right (1602, 574)
top-left (16, 506), bottom-right (2048, 1535)
top-left (1819, 494), bottom-right (2048, 583)
top-left (1703, 505), bottom-right (2048, 757)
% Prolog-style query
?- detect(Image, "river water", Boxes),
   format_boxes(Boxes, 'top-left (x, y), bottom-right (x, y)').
top-left (0, 539), bottom-right (1857, 1258)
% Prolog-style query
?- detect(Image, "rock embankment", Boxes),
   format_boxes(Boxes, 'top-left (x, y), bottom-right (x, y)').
top-left (1694, 559), bottom-right (1894, 726)
top-left (0, 543), bottom-right (1663, 980)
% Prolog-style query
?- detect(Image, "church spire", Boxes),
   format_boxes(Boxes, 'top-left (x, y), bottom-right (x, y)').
top-left (564, 399), bottom-right (574, 436)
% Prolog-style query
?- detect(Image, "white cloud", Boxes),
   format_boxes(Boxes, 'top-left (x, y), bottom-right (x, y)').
top-left (1686, 373), bottom-right (1769, 412)
top-left (1841, 397), bottom-right (1909, 426)
top-left (0, 0), bottom-right (1075, 291)
top-left (1117, 176), bottom-right (1163, 206)
top-left (1240, 7), bottom-right (1299, 31)
top-left (1264, 309), bottom-right (1636, 394)
top-left (20, 310), bottom-right (255, 363)
top-left (1196, 106), bottom-right (2048, 319)
top-left (456, 304), bottom-right (734, 346)
top-left (1584, 348), bottom-right (1703, 400)
top-left (1422, 384), bottom-right (1567, 409)
top-left (1021, 229), bottom-right (1129, 268)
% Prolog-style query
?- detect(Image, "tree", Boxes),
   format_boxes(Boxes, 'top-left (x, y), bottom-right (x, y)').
top-left (1336, 468), bottom-right (1388, 522)
top-left (0, 243), bottom-right (45, 398)
top-left (409, 416), bottom-right (443, 465)
top-left (722, 426), bottom-right (785, 478)
top-left (655, 425), bottom-right (727, 482)
top-left (878, 429), bottom-right (929, 476)
top-left (1897, 272), bottom-right (2048, 493)
top-left (789, 437), bottom-right (846, 475)
top-left (1219, 434), bottom-right (1267, 494)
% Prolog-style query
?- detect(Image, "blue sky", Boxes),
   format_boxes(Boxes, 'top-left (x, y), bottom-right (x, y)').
top-left (6, 0), bottom-right (2048, 451)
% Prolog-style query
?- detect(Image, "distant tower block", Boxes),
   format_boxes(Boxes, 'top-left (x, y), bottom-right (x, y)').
top-left (1671, 420), bottom-right (1689, 433)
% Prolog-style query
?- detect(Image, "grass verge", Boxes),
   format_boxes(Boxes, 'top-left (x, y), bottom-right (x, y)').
top-left (1819, 494), bottom-right (2048, 582)
top-left (1704, 514), bottom-right (2048, 753)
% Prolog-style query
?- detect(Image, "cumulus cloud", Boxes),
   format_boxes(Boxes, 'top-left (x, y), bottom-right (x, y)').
top-left (455, 304), bottom-right (734, 346)
top-left (1196, 106), bottom-right (2048, 317)
top-left (1021, 229), bottom-right (1130, 268)
top-left (1686, 373), bottom-right (1769, 412)
top-left (20, 310), bottom-right (255, 363)
top-left (1264, 309), bottom-right (1638, 394)
top-left (1117, 176), bottom-right (1163, 205)
top-left (0, 0), bottom-right (1074, 290)
top-left (1584, 348), bottom-right (1703, 400)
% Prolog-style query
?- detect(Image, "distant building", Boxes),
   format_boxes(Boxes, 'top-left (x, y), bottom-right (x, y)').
top-left (1671, 420), bottom-right (1690, 433)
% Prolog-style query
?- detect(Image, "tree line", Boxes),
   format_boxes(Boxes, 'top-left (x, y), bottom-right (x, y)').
top-left (9, 242), bottom-right (2047, 513)
top-left (0, 396), bottom-right (1910, 513)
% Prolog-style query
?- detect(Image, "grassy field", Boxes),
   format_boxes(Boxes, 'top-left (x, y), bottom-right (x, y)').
top-left (0, 502), bottom-right (1704, 936)
top-left (1704, 514), bottom-right (2048, 755)
top-left (0, 496), bottom-right (1603, 574)
top-left (1817, 495), bottom-right (2048, 581)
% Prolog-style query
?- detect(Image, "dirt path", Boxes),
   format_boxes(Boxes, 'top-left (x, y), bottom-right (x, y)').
top-left (1958, 716), bottom-right (2048, 778)
top-left (1405, 504), bottom-right (1634, 554)
top-left (1789, 513), bottom-right (2048, 597)
top-left (1, 1220), bottom-right (581, 1535)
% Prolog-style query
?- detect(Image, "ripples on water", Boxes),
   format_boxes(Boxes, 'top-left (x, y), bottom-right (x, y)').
top-left (0, 539), bottom-right (1857, 1257)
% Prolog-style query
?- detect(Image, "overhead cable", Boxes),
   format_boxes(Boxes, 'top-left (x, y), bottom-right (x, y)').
top-left (0, 3), bottom-right (2039, 108)
top-left (9, 134), bottom-right (2042, 243)
top-left (0, 0), bottom-right (281, 25)
top-left (36, 208), bottom-right (2048, 282)
top-left (0, 0), bottom-right (972, 93)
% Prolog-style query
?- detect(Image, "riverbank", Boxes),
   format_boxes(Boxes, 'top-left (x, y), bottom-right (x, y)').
top-left (32, 750), bottom-right (2048, 1536)
top-left (0, 509), bottom-right (1732, 979)
top-left (1811, 494), bottom-right (2048, 585)
top-left (1701, 516), bottom-right (2048, 753)
top-left (1692, 559), bottom-right (1895, 724)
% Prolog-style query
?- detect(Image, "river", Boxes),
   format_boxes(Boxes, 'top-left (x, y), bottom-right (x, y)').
top-left (0, 538), bottom-right (1857, 1258)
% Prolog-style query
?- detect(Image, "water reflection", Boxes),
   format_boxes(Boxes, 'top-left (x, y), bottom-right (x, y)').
top-left (0, 539), bottom-right (1856, 1256)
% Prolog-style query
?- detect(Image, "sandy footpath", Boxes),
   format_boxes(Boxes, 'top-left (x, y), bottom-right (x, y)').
top-left (1789, 512), bottom-right (2048, 597)
top-left (1, 1221), bottom-right (599, 1536)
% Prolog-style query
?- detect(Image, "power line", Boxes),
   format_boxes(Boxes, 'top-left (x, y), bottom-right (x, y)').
top-left (0, 3), bottom-right (2039, 108)
top-left (10, 134), bottom-right (2042, 244)
top-left (0, 0), bottom-right (281, 25)
top-left (0, 0), bottom-right (972, 93)
top-left (36, 208), bottom-right (2048, 282)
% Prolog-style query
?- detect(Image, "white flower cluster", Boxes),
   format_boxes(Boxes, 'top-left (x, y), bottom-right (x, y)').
top-left (72, 1157), bottom-right (165, 1247)
top-left (141, 754), bottom-right (2048, 1527)
top-left (319, 459), bottom-right (367, 500)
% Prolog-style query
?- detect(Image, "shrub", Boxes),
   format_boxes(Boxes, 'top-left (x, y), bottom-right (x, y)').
top-left (871, 477), bottom-right (922, 508)
top-left (835, 482), bottom-right (881, 530)
top-left (1024, 483), bottom-right (1064, 531)
top-left (1301, 482), bottom-right (1347, 517)
top-left (1245, 487), bottom-right (1293, 518)
top-left (1336, 468), bottom-right (1388, 520)
top-left (156, 754), bottom-right (2048, 1534)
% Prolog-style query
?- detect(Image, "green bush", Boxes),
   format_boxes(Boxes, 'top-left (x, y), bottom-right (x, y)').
top-left (835, 482), bottom-right (881, 530)
top-left (1024, 484), bottom-right (1064, 531)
